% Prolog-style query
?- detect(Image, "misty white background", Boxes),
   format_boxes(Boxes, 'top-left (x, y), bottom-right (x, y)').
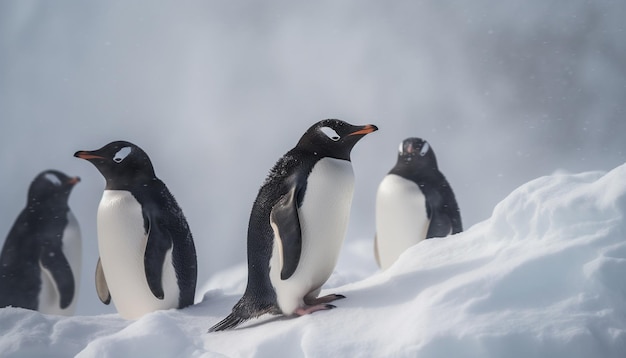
top-left (0, 1), bottom-right (624, 316)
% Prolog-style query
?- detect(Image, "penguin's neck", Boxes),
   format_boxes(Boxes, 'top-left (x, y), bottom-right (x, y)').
top-left (104, 176), bottom-right (158, 191)
top-left (391, 163), bottom-right (441, 184)
top-left (294, 144), bottom-right (352, 162)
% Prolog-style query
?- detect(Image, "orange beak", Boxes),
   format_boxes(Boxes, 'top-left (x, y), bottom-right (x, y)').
top-left (74, 151), bottom-right (105, 160)
top-left (348, 124), bottom-right (379, 136)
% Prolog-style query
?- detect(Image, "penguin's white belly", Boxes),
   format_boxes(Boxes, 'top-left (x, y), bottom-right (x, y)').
top-left (375, 174), bottom-right (429, 270)
top-left (270, 158), bottom-right (354, 315)
top-left (97, 190), bottom-right (179, 319)
top-left (38, 211), bottom-right (82, 316)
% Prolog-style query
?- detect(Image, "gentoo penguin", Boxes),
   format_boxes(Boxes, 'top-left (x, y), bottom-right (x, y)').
top-left (209, 119), bottom-right (377, 332)
top-left (375, 137), bottom-right (462, 270)
top-left (0, 170), bottom-right (81, 315)
top-left (74, 141), bottom-right (197, 319)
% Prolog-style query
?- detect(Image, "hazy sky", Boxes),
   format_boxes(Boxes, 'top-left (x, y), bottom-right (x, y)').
top-left (1, 1), bottom-right (625, 315)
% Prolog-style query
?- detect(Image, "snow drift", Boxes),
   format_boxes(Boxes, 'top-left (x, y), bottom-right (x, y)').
top-left (1, 163), bottom-right (625, 357)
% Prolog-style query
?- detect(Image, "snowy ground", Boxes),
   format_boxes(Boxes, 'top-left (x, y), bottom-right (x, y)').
top-left (1, 164), bottom-right (625, 357)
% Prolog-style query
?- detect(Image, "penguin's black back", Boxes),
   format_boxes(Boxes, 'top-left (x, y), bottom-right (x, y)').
top-left (240, 148), bottom-right (319, 314)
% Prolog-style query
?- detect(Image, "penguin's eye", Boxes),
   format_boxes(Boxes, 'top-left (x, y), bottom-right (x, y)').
top-left (320, 127), bottom-right (341, 141)
top-left (113, 147), bottom-right (132, 163)
top-left (44, 173), bottom-right (62, 186)
top-left (420, 142), bottom-right (430, 156)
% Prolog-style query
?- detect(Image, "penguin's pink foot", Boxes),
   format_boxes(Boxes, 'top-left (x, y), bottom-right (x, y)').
top-left (295, 303), bottom-right (336, 316)
top-left (305, 294), bottom-right (345, 305)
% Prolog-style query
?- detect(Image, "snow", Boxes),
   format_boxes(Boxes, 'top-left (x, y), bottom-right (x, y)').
top-left (2, 164), bottom-right (625, 357)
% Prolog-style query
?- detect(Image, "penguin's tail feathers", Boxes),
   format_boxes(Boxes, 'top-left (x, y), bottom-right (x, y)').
top-left (208, 298), bottom-right (277, 333)
top-left (208, 313), bottom-right (248, 332)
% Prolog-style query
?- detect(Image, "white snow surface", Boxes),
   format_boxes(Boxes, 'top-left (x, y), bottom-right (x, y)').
top-left (1, 164), bottom-right (625, 357)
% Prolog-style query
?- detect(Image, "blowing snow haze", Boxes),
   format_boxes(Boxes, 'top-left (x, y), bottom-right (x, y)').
top-left (1, 1), bottom-right (625, 316)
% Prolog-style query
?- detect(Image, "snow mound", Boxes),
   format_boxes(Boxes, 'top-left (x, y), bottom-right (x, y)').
top-left (1, 164), bottom-right (625, 357)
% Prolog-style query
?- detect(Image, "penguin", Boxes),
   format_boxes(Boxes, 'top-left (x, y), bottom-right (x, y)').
top-left (209, 119), bottom-right (378, 332)
top-left (0, 170), bottom-right (81, 315)
top-left (74, 141), bottom-right (197, 319)
top-left (374, 137), bottom-right (462, 270)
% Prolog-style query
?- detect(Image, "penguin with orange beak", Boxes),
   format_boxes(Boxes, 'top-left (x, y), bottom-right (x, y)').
top-left (210, 119), bottom-right (378, 332)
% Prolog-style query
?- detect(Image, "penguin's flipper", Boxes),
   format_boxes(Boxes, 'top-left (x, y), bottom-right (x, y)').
top-left (440, 179), bottom-right (463, 234)
top-left (428, 180), bottom-right (463, 237)
top-left (450, 210), bottom-right (463, 234)
top-left (143, 214), bottom-right (173, 300)
top-left (425, 191), bottom-right (451, 238)
top-left (39, 246), bottom-right (75, 309)
top-left (270, 185), bottom-right (302, 280)
top-left (426, 210), bottom-right (452, 238)
top-left (95, 257), bottom-right (111, 305)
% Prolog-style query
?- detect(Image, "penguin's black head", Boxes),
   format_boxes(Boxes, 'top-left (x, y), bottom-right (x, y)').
top-left (296, 119), bottom-right (378, 160)
top-left (27, 169), bottom-right (80, 206)
top-left (74, 141), bottom-right (156, 188)
top-left (396, 137), bottom-right (439, 170)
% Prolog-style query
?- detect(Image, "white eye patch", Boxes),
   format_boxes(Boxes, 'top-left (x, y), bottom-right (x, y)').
top-left (320, 127), bottom-right (341, 141)
top-left (113, 147), bottom-right (132, 163)
top-left (420, 142), bottom-right (430, 156)
top-left (44, 173), bottom-right (62, 186)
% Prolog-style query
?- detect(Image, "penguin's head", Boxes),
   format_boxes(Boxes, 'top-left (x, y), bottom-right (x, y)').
top-left (397, 137), bottom-right (438, 170)
top-left (296, 119), bottom-right (378, 160)
top-left (74, 141), bottom-right (156, 188)
top-left (27, 170), bottom-right (80, 205)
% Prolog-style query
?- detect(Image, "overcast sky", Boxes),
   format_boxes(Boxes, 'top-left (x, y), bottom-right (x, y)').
top-left (1, 0), bottom-right (625, 315)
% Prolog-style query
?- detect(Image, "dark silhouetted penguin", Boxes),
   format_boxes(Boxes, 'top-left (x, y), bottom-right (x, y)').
top-left (74, 141), bottom-right (197, 319)
top-left (0, 170), bottom-right (81, 315)
top-left (375, 137), bottom-right (462, 270)
top-left (209, 119), bottom-right (377, 332)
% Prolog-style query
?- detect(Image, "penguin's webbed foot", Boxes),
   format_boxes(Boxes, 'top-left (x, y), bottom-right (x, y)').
top-left (295, 303), bottom-right (336, 316)
top-left (304, 293), bottom-right (346, 305)
top-left (295, 294), bottom-right (345, 315)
